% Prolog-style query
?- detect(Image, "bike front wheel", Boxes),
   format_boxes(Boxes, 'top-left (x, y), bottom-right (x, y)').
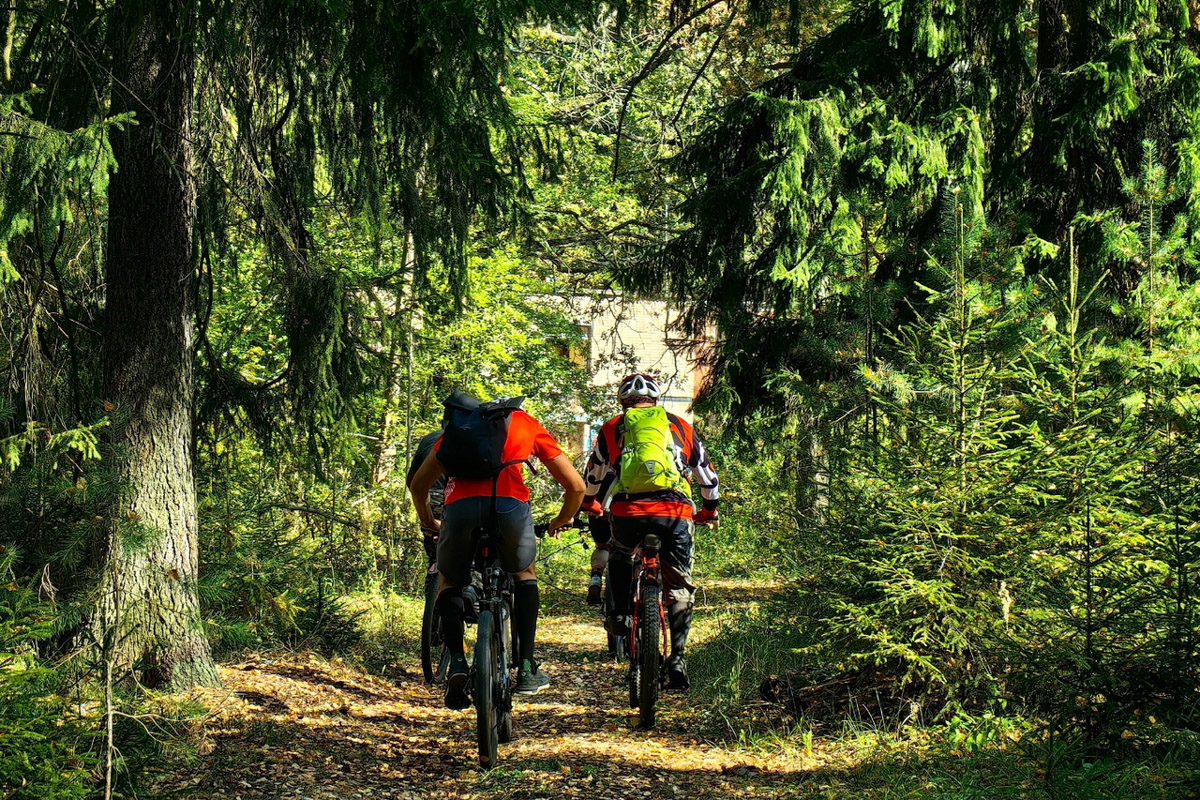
top-left (421, 572), bottom-right (440, 683)
top-left (474, 611), bottom-right (500, 768)
top-left (497, 601), bottom-right (514, 743)
top-left (638, 583), bottom-right (662, 729)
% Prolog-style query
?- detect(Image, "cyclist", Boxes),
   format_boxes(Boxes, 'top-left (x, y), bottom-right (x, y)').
top-left (582, 470), bottom-right (616, 606)
top-left (580, 373), bottom-right (720, 691)
top-left (406, 428), bottom-right (447, 563)
top-left (409, 394), bottom-right (584, 709)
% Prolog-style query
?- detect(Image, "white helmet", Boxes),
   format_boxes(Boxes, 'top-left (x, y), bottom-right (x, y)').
top-left (618, 373), bottom-right (661, 404)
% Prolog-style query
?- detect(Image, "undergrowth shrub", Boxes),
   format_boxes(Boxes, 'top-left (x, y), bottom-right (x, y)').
top-left (698, 420), bottom-right (792, 579)
top-left (813, 208), bottom-right (1031, 716)
top-left (0, 561), bottom-right (98, 799)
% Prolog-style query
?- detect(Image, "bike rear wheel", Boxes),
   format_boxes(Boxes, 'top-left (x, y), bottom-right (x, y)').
top-left (638, 583), bottom-right (662, 729)
top-left (474, 611), bottom-right (500, 768)
top-left (628, 644), bottom-right (640, 709)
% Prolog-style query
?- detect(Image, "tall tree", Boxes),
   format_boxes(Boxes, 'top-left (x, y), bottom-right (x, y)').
top-left (99, 0), bottom-right (218, 687)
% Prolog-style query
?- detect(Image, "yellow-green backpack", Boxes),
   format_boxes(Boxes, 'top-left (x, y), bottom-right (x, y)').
top-left (615, 406), bottom-right (687, 495)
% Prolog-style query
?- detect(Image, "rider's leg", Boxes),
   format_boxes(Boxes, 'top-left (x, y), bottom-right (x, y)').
top-left (588, 544), bottom-right (609, 605)
top-left (587, 514), bottom-right (612, 605)
top-left (512, 567), bottom-right (538, 665)
top-left (436, 499), bottom-right (485, 709)
top-left (659, 516), bottom-right (697, 660)
top-left (496, 499), bottom-right (549, 691)
top-left (606, 517), bottom-right (640, 617)
top-left (435, 574), bottom-right (467, 658)
top-left (511, 566), bottom-right (550, 692)
top-left (435, 500), bottom-right (483, 660)
top-left (667, 601), bottom-right (693, 656)
top-left (590, 544), bottom-right (610, 574)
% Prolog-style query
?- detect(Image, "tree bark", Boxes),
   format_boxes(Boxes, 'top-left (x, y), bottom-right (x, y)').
top-left (1029, 0), bottom-right (1077, 248)
top-left (99, 0), bottom-right (218, 689)
top-left (792, 414), bottom-right (829, 526)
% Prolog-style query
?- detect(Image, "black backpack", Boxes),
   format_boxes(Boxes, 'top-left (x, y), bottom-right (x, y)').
top-left (436, 391), bottom-right (526, 480)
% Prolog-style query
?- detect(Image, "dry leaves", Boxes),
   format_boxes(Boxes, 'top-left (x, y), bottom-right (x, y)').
top-left (156, 585), bottom-right (808, 800)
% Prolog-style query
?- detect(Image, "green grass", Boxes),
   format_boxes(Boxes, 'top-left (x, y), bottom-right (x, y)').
top-left (685, 579), bottom-right (1200, 799)
top-left (342, 588), bottom-right (425, 673)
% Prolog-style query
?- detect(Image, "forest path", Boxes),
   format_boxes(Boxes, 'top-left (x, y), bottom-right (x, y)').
top-left (159, 580), bottom-right (827, 800)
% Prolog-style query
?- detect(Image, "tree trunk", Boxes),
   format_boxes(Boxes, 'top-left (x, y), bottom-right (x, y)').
top-left (98, 0), bottom-right (218, 689)
top-left (1029, 0), bottom-right (1076, 248)
top-left (792, 414), bottom-right (829, 526)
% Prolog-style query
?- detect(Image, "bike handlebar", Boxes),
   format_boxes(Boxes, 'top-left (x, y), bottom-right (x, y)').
top-left (533, 517), bottom-right (590, 538)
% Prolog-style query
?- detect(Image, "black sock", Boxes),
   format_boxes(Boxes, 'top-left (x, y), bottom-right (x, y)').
top-left (608, 560), bottom-right (633, 615)
top-left (667, 601), bottom-right (692, 659)
top-left (440, 595), bottom-right (465, 660)
top-left (514, 579), bottom-right (539, 666)
top-left (590, 567), bottom-right (604, 577)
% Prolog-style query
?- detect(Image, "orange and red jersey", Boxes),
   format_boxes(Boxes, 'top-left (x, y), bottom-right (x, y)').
top-left (583, 410), bottom-right (720, 520)
top-left (435, 410), bottom-right (564, 505)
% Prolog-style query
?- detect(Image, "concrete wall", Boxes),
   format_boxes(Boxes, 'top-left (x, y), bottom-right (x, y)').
top-left (558, 294), bottom-right (703, 452)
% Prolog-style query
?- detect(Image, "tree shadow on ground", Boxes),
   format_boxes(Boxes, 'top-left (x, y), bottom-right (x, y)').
top-left (169, 692), bottom-right (1162, 800)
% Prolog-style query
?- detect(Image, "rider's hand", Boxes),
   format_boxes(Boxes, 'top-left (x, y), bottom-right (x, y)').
top-left (547, 512), bottom-right (574, 539)
top-left (421, 520), bottom-right (441, 536)
top-left (693, 507), bottom-right (718, 528)
top-left (580, 497), bottom-right (604, 517)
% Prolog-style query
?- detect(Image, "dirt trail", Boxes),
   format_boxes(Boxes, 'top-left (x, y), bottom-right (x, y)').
top-left (160, 584), bottom-right (814, 800)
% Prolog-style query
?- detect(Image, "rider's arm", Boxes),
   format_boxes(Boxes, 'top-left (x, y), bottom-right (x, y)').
top-left (544, 453), bottom-right (585, 535)
top-left (691, 437), bottom-right (720, 511)
top-left (679, 418), bottom-right (720, 519)
top-left (582, 419), bottom-right (614, 502)
top-left (409, 449), bottom-right (446, 531)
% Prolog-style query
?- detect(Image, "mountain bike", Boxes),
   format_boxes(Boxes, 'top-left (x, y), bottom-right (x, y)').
top-left (627, 532), bottom-right (668, 729)
top-left (465, 524), bottom-right (521, 768)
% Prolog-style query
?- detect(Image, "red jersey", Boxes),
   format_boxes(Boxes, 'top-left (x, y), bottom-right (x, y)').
top-left (437, 410), bottom-right (563, 505)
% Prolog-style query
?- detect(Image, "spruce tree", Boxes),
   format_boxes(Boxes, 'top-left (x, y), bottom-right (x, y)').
top-left (1005, 234), bottom-right (1158, 743)
top-left (820, 199), bottom-right (1033, 711)
top-left (97, 0), bottom-right (219, 688)
top-left (625, 0), bottom-right (1200, 419)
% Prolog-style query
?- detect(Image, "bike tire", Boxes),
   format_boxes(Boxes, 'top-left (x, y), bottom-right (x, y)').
top-left (628, 601), bottom-right (640, 710)
top-left (628, 656), bottom-right (640, 709)
top-left (474, 611), bottom-right (500, 768)
top-left (638, 583), bottom-right (661, 729)
top-left (604, 581), bottom-right (619, 658)
top-left (498, 602), bottom-right (514, 743)
top-left (420, 572), bottom-right (438, 683)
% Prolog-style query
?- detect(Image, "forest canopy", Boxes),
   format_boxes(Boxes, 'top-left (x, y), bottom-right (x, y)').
top-left (2, 1), bottom-right (1200, 798)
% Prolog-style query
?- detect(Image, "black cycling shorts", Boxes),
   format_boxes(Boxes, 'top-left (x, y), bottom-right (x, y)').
top-left (609, 514), bottom-right (696, 606)
top-left (437, 496), bottom-right (536, 587)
